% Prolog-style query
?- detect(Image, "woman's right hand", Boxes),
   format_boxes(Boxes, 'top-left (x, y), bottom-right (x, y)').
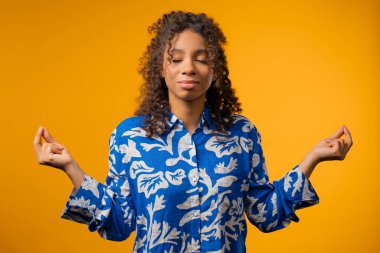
top-left (33, 126), bottom-right (74, 171)
top-left (34, 126), bottom-right (86, 191)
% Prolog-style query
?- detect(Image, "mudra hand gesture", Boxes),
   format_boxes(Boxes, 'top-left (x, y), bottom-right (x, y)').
top-left (299, 125), bottom-right (353, 178)
top-left (33, 124), bottom-right (353, 182)
top-left (313, 125), bottom-right (353, 162)
top-left (33, 126), bottom-right (75, 171)
top-left (34, 126), bottom-right (85, 189)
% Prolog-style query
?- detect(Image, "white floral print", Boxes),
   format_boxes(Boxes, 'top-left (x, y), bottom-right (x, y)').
top-left (61, 106), bottom-right (319, 252)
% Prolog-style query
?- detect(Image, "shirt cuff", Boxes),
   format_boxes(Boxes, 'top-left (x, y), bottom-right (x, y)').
top-left (61, 174), bottom-right (104, 227)
top-left (274, 165), bottom-right (320, 222)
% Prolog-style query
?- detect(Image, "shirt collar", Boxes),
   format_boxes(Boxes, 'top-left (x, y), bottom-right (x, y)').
top-left (202, 105), bottom-right (217, 129)
top-left (167, 105), bottom-right (216, 130)
top-left (167, 111), bottom-right (179, 129)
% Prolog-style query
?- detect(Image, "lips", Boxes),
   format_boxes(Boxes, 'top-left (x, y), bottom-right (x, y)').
top-left (178, 80), bottom-right (199, 89)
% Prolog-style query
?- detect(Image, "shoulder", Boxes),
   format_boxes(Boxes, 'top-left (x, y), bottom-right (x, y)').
top-left (225, 114), bottom-right (263, 142)
top-left (116, 115), bottom-right (146, 131)
top-left (110, 115), bottom-right (147, 140)
top-left (229, 114), bottom-right (259, 133)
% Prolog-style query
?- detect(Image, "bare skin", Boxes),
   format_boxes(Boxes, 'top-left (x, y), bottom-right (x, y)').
top-left (161, 29), bottom-right (214, 134)
top-left (33, 29), bottom-right (353, 192)
top-left (33, 123), bottom-right (353, 193)
top-left (33, 126), bottom-right (85, 191)
top-left (298, 125), bottom-right (353, 178)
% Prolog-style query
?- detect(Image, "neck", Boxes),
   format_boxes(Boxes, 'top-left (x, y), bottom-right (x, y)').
top-left (169, 98), bottom-right (205, 135)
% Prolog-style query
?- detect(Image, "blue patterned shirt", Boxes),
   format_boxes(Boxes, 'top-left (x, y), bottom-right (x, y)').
top-left (62, 106), bottom-right (319, 253)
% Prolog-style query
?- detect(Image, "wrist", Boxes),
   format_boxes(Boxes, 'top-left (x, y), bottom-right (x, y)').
top-left (63, 160), bottom-right (86, 191)
top-left (63, 160), bottom-right (79, 176)
top-left (307, 149), bottom-right (320, 166)
top-left (299, 151), bottom-right (319, 179)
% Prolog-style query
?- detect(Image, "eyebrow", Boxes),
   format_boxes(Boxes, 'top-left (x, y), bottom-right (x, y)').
top-left (170, 48), bottom-right (208, 54)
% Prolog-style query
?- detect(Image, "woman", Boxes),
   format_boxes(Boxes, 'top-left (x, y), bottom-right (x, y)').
top-left (33, 11), bottom-right (353, 253)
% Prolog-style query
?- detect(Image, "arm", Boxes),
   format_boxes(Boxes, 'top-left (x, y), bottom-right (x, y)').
top-left (245, 125), bottom-right (319, 233)
top-left (33, 126), bottom-right (136, 241)
top-left (245, 124), bottom-right (353, 233)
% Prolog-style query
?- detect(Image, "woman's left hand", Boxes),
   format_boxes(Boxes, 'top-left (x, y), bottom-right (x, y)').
top-left (299, 125), bottom-right (353, 178)
top-left (312, 125), bottom-right (353, 163)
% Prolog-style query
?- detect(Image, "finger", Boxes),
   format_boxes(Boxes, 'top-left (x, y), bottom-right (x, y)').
top-left (33, 126), bottom-right (44, 153)
top-left (41, 142), bottom-right (48, 152)
top-left (325, 140), bottom-right (334, 148)
top-left (329, 140), bottom-right (344, 158)
top-left (344, 126), bottom-right (353, 147)
top-left (329, 139), bottom-right (339, 148)
top-left (45, 143), bottom-right (52, 155)
top-left (38, 143), bottom-right (51, 164)
top-left (48, 152), bottom-right (57, 161)
top-left (326, 125), bottom-right (345, 141)
top-left (51, 143), bottom-right (64, 154)
top-left (47, 144), bottom-right (55, 162)
top-left (42, 127), bottom-right (57, 144)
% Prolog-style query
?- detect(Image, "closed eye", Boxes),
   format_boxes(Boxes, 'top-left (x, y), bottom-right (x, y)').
top-left (170, 59), bottom-right (208, 64)
top-left (196, 59), bottom-right (208, 64)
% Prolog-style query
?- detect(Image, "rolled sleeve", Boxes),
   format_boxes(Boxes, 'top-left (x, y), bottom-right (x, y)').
top-left (273, 165), bottom-right (319, 223)
top-left (61, 127), bottom-right (136, 241)
top-left (245, 125), bottom-right (319, 233)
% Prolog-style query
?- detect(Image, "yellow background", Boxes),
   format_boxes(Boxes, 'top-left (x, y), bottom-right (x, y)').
top-left (1, 0), bottom-right (378, 252)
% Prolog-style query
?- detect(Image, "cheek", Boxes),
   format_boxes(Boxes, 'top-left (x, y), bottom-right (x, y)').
top-left (163, 72), bottom-right (175, 84)
top-left (203, 69), bottom-right (214, 83)
top-left (163, 65), bottom-right (177, 79)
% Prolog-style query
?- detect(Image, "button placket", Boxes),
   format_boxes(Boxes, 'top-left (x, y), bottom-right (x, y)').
top-left (189, 134), bottom-right (201, 253)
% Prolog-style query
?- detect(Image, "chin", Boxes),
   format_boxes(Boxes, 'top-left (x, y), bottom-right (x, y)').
top-left (177, 94), bottom-right (205, 103)
top-left (168, 89), bottom-right (207, 104)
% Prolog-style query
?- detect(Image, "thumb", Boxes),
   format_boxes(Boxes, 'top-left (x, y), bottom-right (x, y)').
top-left (42, 127), bottom-right (57, 143)
top-left (326, 125), bottom-right (345, 141)
top-left (51, 143), bottom-right (64, 154)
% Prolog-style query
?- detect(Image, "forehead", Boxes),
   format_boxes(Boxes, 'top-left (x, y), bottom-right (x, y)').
top-left (165, 29), bottom-right (207, 54)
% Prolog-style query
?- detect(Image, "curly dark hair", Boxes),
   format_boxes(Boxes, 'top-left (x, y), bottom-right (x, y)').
top-left (135, 11), bottom-right (241, 137)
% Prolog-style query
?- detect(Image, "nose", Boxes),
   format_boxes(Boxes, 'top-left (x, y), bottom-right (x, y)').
top-left (182, 58), bottom-right (196, 76)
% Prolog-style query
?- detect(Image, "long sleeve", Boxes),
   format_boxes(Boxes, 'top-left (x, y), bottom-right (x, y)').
top-left (61, 127), bottom-right (136, 241)
top-left (244, 127), bottom-right (319, 233)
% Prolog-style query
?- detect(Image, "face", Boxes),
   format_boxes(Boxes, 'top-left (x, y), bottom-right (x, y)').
top-left (161, 29), bottom-right (214, 107)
